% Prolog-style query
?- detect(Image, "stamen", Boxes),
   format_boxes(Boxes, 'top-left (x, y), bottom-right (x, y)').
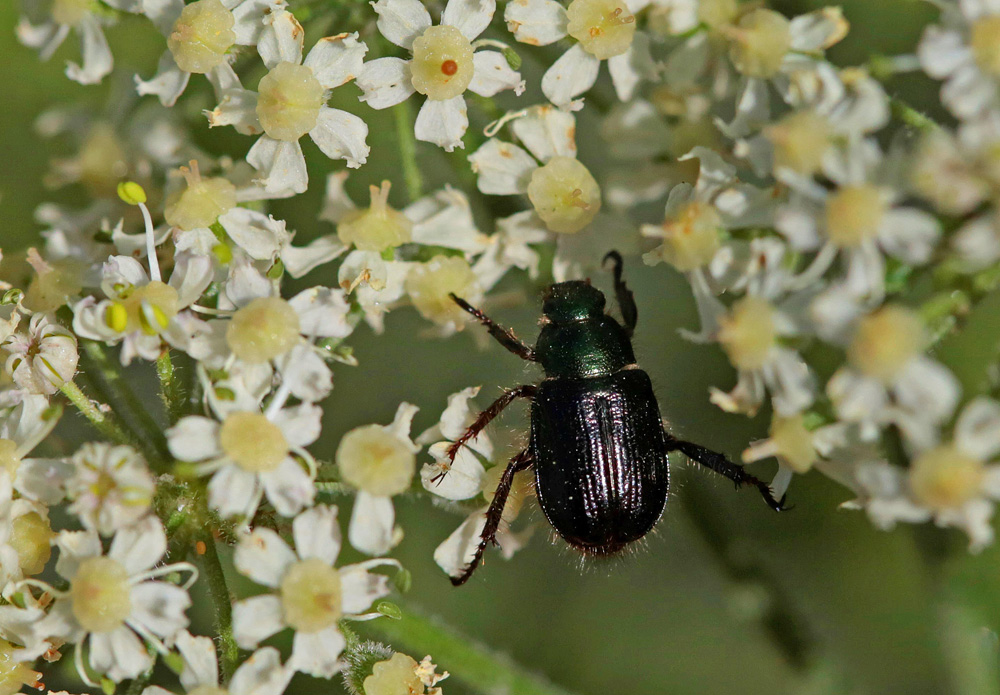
top-left (569, 188), bottom-right (591, 210)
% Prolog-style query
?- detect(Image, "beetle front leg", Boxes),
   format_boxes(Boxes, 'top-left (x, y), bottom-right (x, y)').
top-left (451, 448), bottom-right (534, 586)
top-left (450, 293), bottom-right (537, 362)
top-left (603, 250), bottom-right (637, 337)
top-left (665, 435), bottom-right (789, 512)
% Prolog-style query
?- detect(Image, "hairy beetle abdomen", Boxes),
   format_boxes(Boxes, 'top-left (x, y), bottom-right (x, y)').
top-left (531, 368), bottom-right (670, 554)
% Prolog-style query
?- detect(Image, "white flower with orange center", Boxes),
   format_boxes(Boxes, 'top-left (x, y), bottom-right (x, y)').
top-left (337, 404), bottom-right (419, 555)
top-left (24, 517), bottom-right (196, 684)
top-left (207, 10), bottom-right (370, 194)
top-left (356, 0), bottom-right (525, 151)
top-left (136, 0), bottom-right (284, 107)
top-left (231, 505), bottom-right (399, 677)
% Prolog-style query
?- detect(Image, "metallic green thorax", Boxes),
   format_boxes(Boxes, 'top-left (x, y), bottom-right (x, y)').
top-left (536, 281), bottom-right (636, 379)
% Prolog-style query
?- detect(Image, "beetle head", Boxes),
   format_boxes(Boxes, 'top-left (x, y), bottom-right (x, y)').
top-left (542, 281), bottom-right (606, 322)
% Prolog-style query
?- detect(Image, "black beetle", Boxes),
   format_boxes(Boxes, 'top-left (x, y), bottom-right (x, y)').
top-left (444, 251), bottom-right (786, 585)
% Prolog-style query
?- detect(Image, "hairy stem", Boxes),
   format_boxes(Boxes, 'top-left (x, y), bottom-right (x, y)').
top-left (59, 381), bottom-right (134, 446)
top-left (393, 99), bottom-right (423, 202)
top-left (198, 532), bottom-right (239, 683)
top-left (156, 350), bottom-right (185, 423)
top-left (364, 604), bottom-right (579, 695)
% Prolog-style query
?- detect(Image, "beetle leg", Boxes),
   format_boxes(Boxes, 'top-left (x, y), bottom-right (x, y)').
top-left (449, 293), bottom-right (537, 361)
top-left (603, 250), bottom-right (637, 337)
top-left (441, 385), bottom-right (537, 471)
top-left (665, 435), bottom-right (789, 512)
top-left (451, 448), bottom-right (534, 586)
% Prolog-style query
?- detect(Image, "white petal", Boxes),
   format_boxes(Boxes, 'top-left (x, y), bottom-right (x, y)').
top-left (827, 368), bottom-right (888, 422)
top-left (170, 252), bottom-right (214, 307)
top-left (468, 138), bottom-right (536, 194)
top-left (16, 19), bottom-right (67, 59)
top-left (541, 44), bottom-right (600, 107)
top-left (304, 32), bottom-right (367, 89)
top-left (877, 208), bottom-right (941, 265)
top-left (348, 491), bottom-right (398, 555)
top-left (260, 458), bottom-right (316, 517)
top-left (289, 626), bottom-right (345, 678)
top-left (468, 50), bottom-right (524, 97)
top-left (247, 137), bottom-right (308, 196)
top-left (433, 385), bottom-right (482, 442)
top-left (339, 563), bottom-right (392, 613)
top-left (282, 234), bottom-right (348, 278)
top-left (128, 581), bottom-right (191, 638)
top-left (407, 188), bottom-right (489, 252)
top-left (15, 457), bottom-right (72, 505)
top-left (109, 516), bottom-right (167, 574)
top-left (231, 0), bottom-right (285, 45)
top-left (442, 0), bottom-right (496, 40)
top-left (607, 33), bottom-right (654, 102)
top-left (54, 529), bottom-right (102, 580)
top-left (504, 0), bottom-right (567, 46)
top-left (140, 0), bottom-right (182, 35)
top-left (167, 417), bottom-right (222, 462)
top-left (319, 171), bottom-right (357, 223)
top-left (387, 402), bottom-right (419, 443)
top-left (232, 596), bottom-right (285, 649)
top-left (66, 16), bottom-right (113, 85)
top-left (90, 628), bottom-right (152, 682)
top-left (894, 357), bottom-right (960, 424)
top-left (310, 107), bottom-right (370, 168)
top-left (918, 27), bottom-right (970, 80)
top-left (206, 88), bottom-right (263, 136)
top-left (356, 57), bottom-right (416, 109)
top-left (421, 442), bottom-right (486, 500)
top-left (257, 9), bottom-right (304, 69)
top-left (288, 286), bottom-right (353, 338)
top-left (433, 512), bottom-right (485, 578)
top-left (510, 104), bottom-right (576, 162)
top-left (788, 7), bottom-right (848, 52)
top-left (223, 255), bottom-right (273, 308)
top-left (235, 528), bottom-right (297, 587)
top-left (208, 464), bottom-right (262, 518)
top-left (956, 398), bottom-right (1000, 461)
top-left (218, 208), bottom-right (289, 261)
top-left (414, 96), bottom-right (468, 151)
top-left (135, 51), bottom-right (190, 107)
top-left (371, 0), bottom-right (432, 49)
top-left (292, 504), bottom-right (341, 564)
top-left (761, 347), bottom-right (815, 416)
top-left (175, 631), bottom-right (218, 690)
top-left (229, 647), bottom-right (293, 695)
top-left (270, 402), bottom-right (323, 448)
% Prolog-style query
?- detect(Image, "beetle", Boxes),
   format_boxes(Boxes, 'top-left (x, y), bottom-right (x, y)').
top-left (442, 251), bottom-right (787, 586)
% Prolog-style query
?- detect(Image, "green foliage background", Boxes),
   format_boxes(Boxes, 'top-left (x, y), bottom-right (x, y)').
top-left (3, 1), bottom-right (1000, 693)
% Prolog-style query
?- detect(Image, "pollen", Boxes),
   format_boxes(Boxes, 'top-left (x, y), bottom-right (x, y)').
top-left (405, 255), bottom-right (481, 327)
top-left (567, 0), bottom-right (636, 60)
top-left (910, 444), bottom-right (984, 511)
top-left (337, 181), bottom-right (413, 252)
top-left (337, 424), bottom-right (415, 497)
top-left (167, 0), bottom-right (236, 74)
top-left (226, 297), bottom-right (301, 363)
top-left (71, 556), bottom-right (132, 633)
top-left (824, 184), bottom-right (888, 248)
top-left (8, 512), bottom-right (53, 576)
top-left (847, 305), bottom-right (925, 383)
top-left (116, 281), bottom-right (180, 336)
top-left (764, 111), bottom-right (833, 176)
top-left (717, 295), bottom-right (778, 372)
top-left (219, 412), bottom-right (289, 473)
top-left (526, 156), bottom-right (602, 234)
top-left (410, 25), bottom-right (475, 100)
top-left (164, 161), bottom-right (237, 231)
top-left (256, 61), bottom-right (325, 142)
top-left (726, 9), bottom-right (791, 78)
top-left (768, 416), bottom-right (817, 474)
top-left (654, 200), bottom-right (722, 271)
top-left (279, 558), bottom-right (343, 632)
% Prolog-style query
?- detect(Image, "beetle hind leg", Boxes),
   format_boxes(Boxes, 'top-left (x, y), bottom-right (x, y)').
top-left (665, 435), bottom-right (789, 512)
top-left (450, 448), bottom-right (534, 586)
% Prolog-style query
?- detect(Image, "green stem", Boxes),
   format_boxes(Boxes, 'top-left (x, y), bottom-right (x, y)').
top-left (393, 99), bottom-right (423, 202)
top-left (156, 350), bottom-right (184, 423)
top-left (59, 381), bottom-right (134, 446)
top-left (890, 96), bottom-right (938, 132)
top-left (198, 533), bottom-right (239, 683)
top-left (364, 604), bottom-right (579, 695)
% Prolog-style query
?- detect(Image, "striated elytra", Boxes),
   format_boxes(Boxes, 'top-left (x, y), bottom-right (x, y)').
top-left (443, 251), bottom-right (787, 585)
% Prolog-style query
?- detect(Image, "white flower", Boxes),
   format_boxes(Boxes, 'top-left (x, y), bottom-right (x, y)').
top-left (337, 404), bottom-right (419, 555)
top-left (28, 517), bottom-right (195, 684)
top-left (208, 10), bottom-right (369, 194)
top-left (66, 443), bottom-right (155, 536)
top-left (0, 472), bottom-right (54, 592)
top-left (417, 386), bottom-right (493, 501)
top-left (504, 0), bottom-right (655, 105)
top-left (3, 313), bottom-right (78, 395)
top-left (845, 398), bottom-right (1000, 551)
top-left (167, 401), bottom-right (321, 519)
top-left (17, 0), bottom-right (136, 84)
top-left (142, 631), bottom-right (293, 695)
top-left (0, 393), bottom-right (70, 506)
top-left (136, 0), bottom-right (285, 107)
top-left (231, 505), bottom-right (399, 677)
top-left (357, 0), bottom-right (525, 151)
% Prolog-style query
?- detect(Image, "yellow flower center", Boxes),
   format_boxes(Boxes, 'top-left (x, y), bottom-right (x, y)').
top-left (566, 0), bottom-right (636, 60)
top-left (337, 181), bottom-right (413, 252)
top-left (404, 255), bottom-right (480, 327)
top-left (698, 0), bottom-right (739, 29)
top-left (0, 640), bottom-right (40, 695)
top-left (971, 16), bottom-right (1000, 76)
top-left (51, 0), bottom-right (91, 25)
top-left (765, 111), bottom-right (832, 176)
top-left (527, 156), bottom-right (602, 234)
top-left (110, 281), bottom-right (180, 336)
top-left (363, 653), bottom-right (423, 695)
top-left (226, 297), bottom-right (301, 363)
top-left (165, 164), bottom-right (237, 231)
top-left (337, 424), bottom-right (415, 497)
top-left (847, 305), bottom-right (925, 383)
top-left (769, 416), bottom-right (817, 474)
top-left (256, 61), bottom-right (325, 142)
top-left (910, 444), bottom-right (984, 511)
top-left (219, 412), bottom-right (289, 473)
top-left (0, 439), bottom-right (20, 477)
top-left (9, 512), bottom-right (54, 577)
top-left (727, 9), bottom-right (791, 78)
top-left (410, 25), bottom-right (475, 100)
top-left (167, 0), bottom-right (236, 74)
top-left (279, 558), bottom-right (343, 632)
top-left (77, 123), bottom-right (127, 197)
top-left (824, 184), bottom-right (887, 248)
top-left (71, 557), bottom-right (132, 633)
top-left (656, 200), bottom-right (722, 271)
top-left (718, 295), bottom-right (777, 371)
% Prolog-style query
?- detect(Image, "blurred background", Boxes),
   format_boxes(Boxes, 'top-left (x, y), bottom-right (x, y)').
top-left (4, 0), bottom-right (1000, 693)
